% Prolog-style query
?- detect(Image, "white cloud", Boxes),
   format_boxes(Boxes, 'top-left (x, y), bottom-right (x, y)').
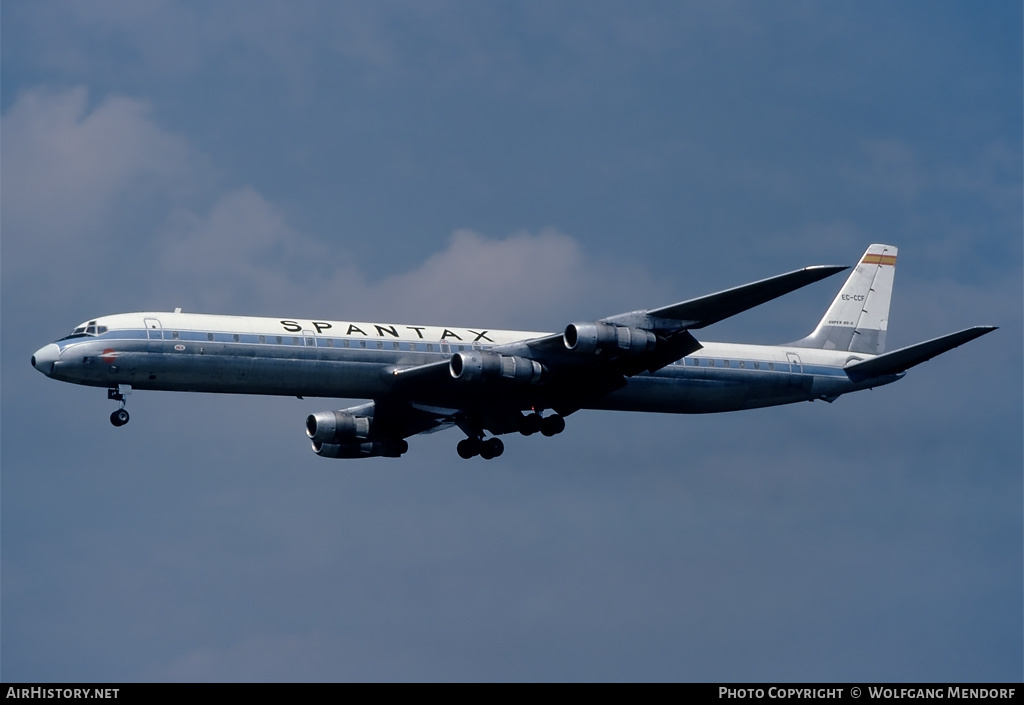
top-left (3, 86), bottom-right (195, 236)
top-left (2, 86), bottom-right (201, 301)
top-left (365, 228), bottom-right (665, 328)
top-left (156, 187), bottom-right (326, 314)
top-left (152, 194), bottom-right (667, 331)
top-left (2, 83), bottom-right (666, 332)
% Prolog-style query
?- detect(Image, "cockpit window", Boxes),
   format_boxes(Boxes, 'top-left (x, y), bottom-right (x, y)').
top-left (61, 321), bottom-right (106, 340)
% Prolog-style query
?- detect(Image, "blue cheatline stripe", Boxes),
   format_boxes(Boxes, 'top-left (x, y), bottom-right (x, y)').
top-left (60, 329), bottom-right (858, 376)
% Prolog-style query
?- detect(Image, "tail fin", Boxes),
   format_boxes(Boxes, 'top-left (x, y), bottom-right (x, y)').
top-left (791, 244), bottom-right (897, 354)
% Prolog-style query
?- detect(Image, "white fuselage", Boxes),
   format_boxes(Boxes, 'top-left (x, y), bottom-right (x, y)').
top-left (32, 311), bottom-right (898, 415)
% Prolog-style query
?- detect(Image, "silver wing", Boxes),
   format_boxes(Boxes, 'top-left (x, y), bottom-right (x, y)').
top-left (371, 264), bottom-right (848, 437)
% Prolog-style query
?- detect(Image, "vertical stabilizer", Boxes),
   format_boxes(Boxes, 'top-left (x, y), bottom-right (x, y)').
top-left (790, 244), bottom-right (897, 354)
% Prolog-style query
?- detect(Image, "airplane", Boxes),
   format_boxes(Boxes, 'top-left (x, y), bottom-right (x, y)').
top-left (31, 244), bottom-right (996, 460)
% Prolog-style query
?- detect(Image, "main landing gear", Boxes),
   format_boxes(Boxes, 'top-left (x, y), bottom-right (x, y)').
top-left (455, 411), bottom-right (566, 460)
top-left (518, 412), bottom-right (565, 437)
top-left (107, 386), bottom-right (130, 427)
top-left (457, 435), bottom-right (504, 460)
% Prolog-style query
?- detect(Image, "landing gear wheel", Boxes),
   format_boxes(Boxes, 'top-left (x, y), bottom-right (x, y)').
top-left (107, 386), bottom-right (131, 427)
top-left (110, 409), bottom-right (130, 427)
top-left (541, 414), bottom-right (565, 437)
top-left (480, 437), bottom-right (504, 460)
top-left (519, 413), bottom-right (543, 436)
top-left (385, 440), bottom-right (409, 457)
top-left (457, 438), bottom-right (480, 459)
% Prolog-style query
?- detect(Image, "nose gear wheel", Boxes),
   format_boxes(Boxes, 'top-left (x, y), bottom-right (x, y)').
top-left (107, 386), bottom-right (130, 427)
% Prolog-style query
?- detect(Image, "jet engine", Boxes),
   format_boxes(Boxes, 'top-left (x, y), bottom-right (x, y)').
top-left (312, 439), bottom-right (409, 459)
top-left (563, 322), bottom-right (657, 355)
top-left (306, 403), bottom-right (409, 459)
top-left (306, 409), bottom-right (372, 445)
top-left (449, 351), bottom-right (546, 384)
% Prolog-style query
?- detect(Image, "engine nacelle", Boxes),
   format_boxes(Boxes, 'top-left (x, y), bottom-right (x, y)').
top-left (449, 351), bottom-right (546, 384)
top-left (563, 322), bottom-right (657, 355)
top-left (311, 439), bottom-right (408, 459)
top-left (306, 410), bottom-right (372, 445)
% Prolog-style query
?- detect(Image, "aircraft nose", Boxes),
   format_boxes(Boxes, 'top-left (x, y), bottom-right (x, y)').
top-left (31, 343), bottom-right (60, 375)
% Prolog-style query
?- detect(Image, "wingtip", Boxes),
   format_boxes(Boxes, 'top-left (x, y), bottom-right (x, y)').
top-left (955, 325), bottom-right (999, 344)
top-left (804, 264), bottom-right (850, 276)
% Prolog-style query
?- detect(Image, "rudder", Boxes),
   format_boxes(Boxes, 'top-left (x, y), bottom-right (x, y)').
top-left (790, 244), bottom-right (897, 354)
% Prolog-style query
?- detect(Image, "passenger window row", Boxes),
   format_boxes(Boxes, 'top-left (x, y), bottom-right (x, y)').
top-left (167, 331), bottom-right (478, 353)
top-left (683, 357), bottom-right (777, 371)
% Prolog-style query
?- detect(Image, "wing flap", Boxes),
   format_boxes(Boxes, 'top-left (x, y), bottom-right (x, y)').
top-left (370, 399), bottom-right (457, 439)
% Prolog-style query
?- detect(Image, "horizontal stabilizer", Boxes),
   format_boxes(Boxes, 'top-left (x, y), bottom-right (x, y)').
top-left (845, 326), bottom-right (997, 379)
top-left (643, 265), bottom-right (848, 330)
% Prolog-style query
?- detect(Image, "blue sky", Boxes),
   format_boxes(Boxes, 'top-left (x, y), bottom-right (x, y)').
top-left (2, 1), bottom-right (1021, 681)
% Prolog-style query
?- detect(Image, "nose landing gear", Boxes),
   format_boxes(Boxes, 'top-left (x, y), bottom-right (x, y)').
top-left (107, 385), bottom-right (131, 427)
